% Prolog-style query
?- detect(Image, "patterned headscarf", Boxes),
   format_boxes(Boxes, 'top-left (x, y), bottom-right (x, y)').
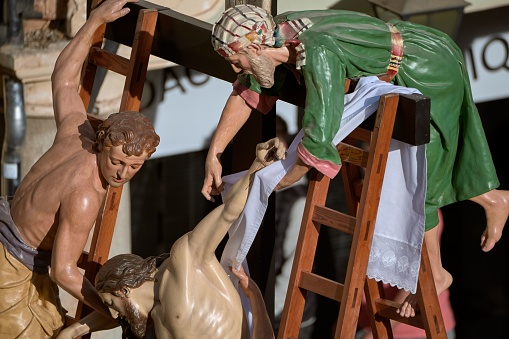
top-left (212, 4), bottom-right (276, 57)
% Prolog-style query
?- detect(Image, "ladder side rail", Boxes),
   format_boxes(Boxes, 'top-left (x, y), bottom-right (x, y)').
top-left (72, 8), bottom-right (158, 332)
top-left (87, 8), bottom-right (158, 266)
top-left (71, 0), bottom-right (108, 329)
top-left (120, 9), bottom-right (158, 111)
top-left (335, 94), bottom-right (400, 338)
top-left (277, 171), bottom-right (331, 339)
top-left (79, 0), bottom-right (107, 110)
top-left (365, 278), bottom-right (393, 339)
top-left (416, 241), bottom-right (447, 338)
top-left (364, 243), bottom-right (447, 339)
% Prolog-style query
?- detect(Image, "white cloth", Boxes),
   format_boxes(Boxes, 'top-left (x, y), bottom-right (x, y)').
top-left (220, 76), bottom-right (426, 294)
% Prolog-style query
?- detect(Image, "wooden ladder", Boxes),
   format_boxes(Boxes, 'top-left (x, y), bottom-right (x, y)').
top-left (65, 1), bottom-right (158, 335)
top-left (277, 80), bottom-right (447, 339)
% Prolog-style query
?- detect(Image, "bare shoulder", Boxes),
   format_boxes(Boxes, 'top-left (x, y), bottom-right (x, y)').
top-left (166, 234), bottom-right (191, 267)
top-left (14, 147), bottom-right (102, 216)
top-left (11, 149), bottom-right (103, 248)
top-left (49, 108), bottom-right (92, 145)
top-left (156, 234), bottom-right (194, 282)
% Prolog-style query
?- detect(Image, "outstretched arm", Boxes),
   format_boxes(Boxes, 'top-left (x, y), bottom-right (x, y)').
top-left (192, 138), bottom-right (286, 262)
top-left (51, 0), bottom-right (137, 129)
top-left (202, 90), bottom-right (253, 201)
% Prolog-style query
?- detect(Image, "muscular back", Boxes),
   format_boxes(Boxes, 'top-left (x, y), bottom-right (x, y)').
top-left (9, 115), bottom-right (106, 251)
top-left (152, 234), bottom-right (249, 339)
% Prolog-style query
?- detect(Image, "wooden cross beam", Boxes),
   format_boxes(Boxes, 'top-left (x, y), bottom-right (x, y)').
top-left (97, 0), bottom-right (430, 146)
top-left (99, 1), bottom-right (235, 82)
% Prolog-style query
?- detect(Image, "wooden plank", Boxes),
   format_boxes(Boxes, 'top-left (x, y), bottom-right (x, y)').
top-left (278, 171), bottom-right (331, 339)
top-left (312, 205), bottom-right (356, 235)
top-left (102, 1), bottom-right (430, 146)
top-left (299, 271), bottom-right (344, 302)
top-left (375, 298), bottom-right (425, 329)
top-left (347, 127), bottom-right (372, 143)
top-left (335, 94), bottom-right (400, 338)
top-left (364, 279), bottom-right (393, 338)
top-left (89, 47), bottom-right (129, 76)
top-left (337, 143), bottom-right (370, 168)
top-left (360, 93), bottom-right (431, 146)
top-left (416, 241), bottom-right (447, 338)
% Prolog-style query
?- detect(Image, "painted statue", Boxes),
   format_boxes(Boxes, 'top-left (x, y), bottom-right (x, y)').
top-left (203, 4), bottom-right (509, 317)
top-left (57, 138), bottom-right (283, 338)
top-left (0, 0), bottom-right (159, 337)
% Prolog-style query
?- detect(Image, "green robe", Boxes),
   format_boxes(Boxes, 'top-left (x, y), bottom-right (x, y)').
top-left (237, 10), bottom-right (499, 230)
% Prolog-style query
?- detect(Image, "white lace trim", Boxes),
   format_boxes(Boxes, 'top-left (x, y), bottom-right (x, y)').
top-left (367, 234), bottom-right (422, 293)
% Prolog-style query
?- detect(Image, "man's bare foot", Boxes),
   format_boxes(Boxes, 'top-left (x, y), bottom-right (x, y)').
top-left (397, 291), bottom-right (417, 318)
top-left (470, 189), bottom-right (509, 252)
top-left (397, 266), bottom-right (453, 318)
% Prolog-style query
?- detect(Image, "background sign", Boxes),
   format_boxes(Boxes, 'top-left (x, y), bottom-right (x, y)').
top-left (463, 31), bottom-right (509, 103)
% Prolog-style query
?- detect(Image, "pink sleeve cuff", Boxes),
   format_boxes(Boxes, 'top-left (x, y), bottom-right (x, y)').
top-left (297, 143), bottom-right (341, 178)
top-left (233, 80), bottom-right (278, 114)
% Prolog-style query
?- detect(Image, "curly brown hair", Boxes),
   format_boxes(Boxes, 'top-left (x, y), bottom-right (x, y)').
top-left (93, 111), bottom-right (160, 158)
top-left (95, 253), bottom-right (170, 294)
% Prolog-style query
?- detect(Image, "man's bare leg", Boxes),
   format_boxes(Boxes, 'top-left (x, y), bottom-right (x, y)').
top-left (469, 189), bottom-right (509, 252)
top-left (397, 211), bottom-right (452, 318)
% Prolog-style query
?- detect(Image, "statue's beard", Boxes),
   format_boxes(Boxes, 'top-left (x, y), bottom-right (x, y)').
top-left (119, 297), bottom-right (148, 339)
top-left (246, 53), bottom-right (275, 88)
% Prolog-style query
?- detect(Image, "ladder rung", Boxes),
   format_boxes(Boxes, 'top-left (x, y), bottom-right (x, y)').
top-left (89, 47), bottom-right (130, 76)
top-left (337, 143), bottom-right (370, 167)
top-left (348, 127), bottom-right (372, 143)
top-left (312, 205), bottom-right (356, 235)
top-left (374, 298), bottom-right (425, 329)
top-left (299, 271), bottom-right (344, 302)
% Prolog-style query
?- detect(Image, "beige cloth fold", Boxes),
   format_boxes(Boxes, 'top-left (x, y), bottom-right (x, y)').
top-left (0, 242), bottom-right (66, 338)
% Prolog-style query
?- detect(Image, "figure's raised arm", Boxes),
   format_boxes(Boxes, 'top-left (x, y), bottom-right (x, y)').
top-left (192, 138), bottom-right (286, 262)
top-left (51, 0), bottom-right (138, 128)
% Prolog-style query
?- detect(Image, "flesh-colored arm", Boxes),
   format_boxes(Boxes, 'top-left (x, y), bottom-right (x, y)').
top-left (275, 156), bottom-right (312, 191)
top-left (50, 190), bottom-right (112, 319)
top-left (202, 90), bottom-right (252, 201)
top-left (51, 0), bottom-right (138, 129)
top-left (56, 312), bottom-right (118, 339)
top-left (193, 138), bottom-right (286, 262)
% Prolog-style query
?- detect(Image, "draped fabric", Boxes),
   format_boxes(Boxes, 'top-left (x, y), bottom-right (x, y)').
top-left (0, 242), bottom-right (65, 338)
top-left (236, 10), bottom-right (499, 230)
top-left (0, 197), bottom-right (65, 338)
top-left (220, 77), bottom-right (425, 295)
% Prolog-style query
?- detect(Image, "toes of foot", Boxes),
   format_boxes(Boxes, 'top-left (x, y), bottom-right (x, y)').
top-left (483, 240), bottom-right (495, 252)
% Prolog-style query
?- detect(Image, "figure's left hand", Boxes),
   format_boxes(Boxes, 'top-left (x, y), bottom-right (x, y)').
top-left (254, 137), bottom-right (286, 168)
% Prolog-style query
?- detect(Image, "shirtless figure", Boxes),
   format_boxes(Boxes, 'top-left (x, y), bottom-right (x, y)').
top-left (203, 5), bottom-right (509, 318)
top-left (56, 138), bottom-right (285, 338)
top-left (0, 0), bottom-right (159, 337)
